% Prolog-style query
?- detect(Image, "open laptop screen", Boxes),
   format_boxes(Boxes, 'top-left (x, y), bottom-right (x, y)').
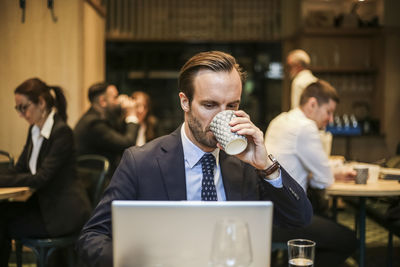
top-left (112, 201), bottom-right (273, 267)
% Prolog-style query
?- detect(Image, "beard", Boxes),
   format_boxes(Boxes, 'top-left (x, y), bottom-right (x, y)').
top-left (105, 104), bottom-right (124, 130)
top-left (105, 104), bottom-right (123, 120)
top-left (187, 110), bottom-right (217, 149)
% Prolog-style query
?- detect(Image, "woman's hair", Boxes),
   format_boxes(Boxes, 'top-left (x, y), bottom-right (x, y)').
top-left (14, 78), bottom-right (68, 122)
top-left (131, 91), bottom-right (157, 141)
top-left (132, 91), bottom-right (151, 118)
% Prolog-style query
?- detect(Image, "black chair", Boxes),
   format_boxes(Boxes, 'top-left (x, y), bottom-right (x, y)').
top-left (14, 154), bottom-right (109, 267)
top-left (0, 150), bottom-right (14, 171)
top-left (76, 154), bottom-right (110, 208)
top-left (386, 155), bottom-right (400, 169)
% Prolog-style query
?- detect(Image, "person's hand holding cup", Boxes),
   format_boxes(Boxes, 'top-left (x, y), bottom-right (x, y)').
top-left (118, 94), bottom-right (137, 117)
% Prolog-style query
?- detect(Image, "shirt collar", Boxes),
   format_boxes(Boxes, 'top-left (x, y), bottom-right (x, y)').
top-left (40, 109), bottom-right (56, 139)
top-left (293, 107), bottom-right (307, 118)
top-left (180, 123), bottom-right (220, 168)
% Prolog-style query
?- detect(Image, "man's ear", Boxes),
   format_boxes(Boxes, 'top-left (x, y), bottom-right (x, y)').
top-left (302, 97), bottom-right (318, 119)
top-left (308, 97), bottom-right (318, 110)
top-left (38, 96), bottom-right (46, 108)
top-left (179, 92), bottom-right (190, 112)
top-left (98, 94), bottom-right (107, 108)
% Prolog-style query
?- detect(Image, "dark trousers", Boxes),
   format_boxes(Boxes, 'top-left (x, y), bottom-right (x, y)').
top-left (273, 215), bottom-right (358, 267)
top-left (0, 195), bottom-right (48, 267)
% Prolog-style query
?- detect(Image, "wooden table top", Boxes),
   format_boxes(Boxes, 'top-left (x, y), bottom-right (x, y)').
top-left (326, 179), bottom-right (400, 197)
top-left (0, 187), bottom-right (32, 201)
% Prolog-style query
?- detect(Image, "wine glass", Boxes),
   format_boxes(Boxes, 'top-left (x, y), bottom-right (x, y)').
top-left (209, 218), bottom-right (253, 267)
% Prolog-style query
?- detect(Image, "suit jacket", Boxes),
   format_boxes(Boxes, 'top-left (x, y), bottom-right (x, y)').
top-left (74, 107), bottom-right (140, 171)
top-left (77, 126), bottom-right (312, 267)
top-left (0, 114), bottom-right (91, 236)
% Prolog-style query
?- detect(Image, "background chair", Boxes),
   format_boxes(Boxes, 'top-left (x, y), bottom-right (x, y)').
top-left (14, 154), bottom-right (109, 267)
top-left (0, 150), bottom-right (14, 171)
top-left (76, 154), bottom-right (110, 209)
top-left (385, 155), bottom-right (400, 169)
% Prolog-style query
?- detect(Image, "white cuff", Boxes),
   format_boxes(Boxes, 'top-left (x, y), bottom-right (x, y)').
top-left (125, 115), bottom-right (139, 124)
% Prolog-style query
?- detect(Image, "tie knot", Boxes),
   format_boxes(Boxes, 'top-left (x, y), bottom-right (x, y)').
top-left (200, 153), bottom-right (216, 168)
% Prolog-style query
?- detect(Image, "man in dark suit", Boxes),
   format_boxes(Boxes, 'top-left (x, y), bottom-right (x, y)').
top-left (77, 51), bottom-right (313, 267)
top-left (74, 83), bottom-right (140, 173)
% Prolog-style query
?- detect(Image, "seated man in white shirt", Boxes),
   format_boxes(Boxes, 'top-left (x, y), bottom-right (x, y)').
top-left (265, 80), bottom-right (357, 267)
top-left (265, 80), bottom-right (355, 193)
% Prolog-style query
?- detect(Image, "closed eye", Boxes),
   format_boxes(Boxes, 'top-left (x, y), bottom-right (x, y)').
top-left (201, 101), bottom-right (218, 109)
top-left (227, 102), bottom-right (240, 110)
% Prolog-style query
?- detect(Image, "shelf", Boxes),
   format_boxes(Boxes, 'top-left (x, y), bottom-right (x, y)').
top-left (127, 71), bottom-right (179, 80)
top-left (300, 27), bottom-right (381, 37)
top-left (310, 67), bottom-right (377, 73)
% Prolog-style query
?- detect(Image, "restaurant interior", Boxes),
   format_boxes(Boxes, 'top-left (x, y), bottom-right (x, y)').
top-left (0, 0), bottom-right (400, 266)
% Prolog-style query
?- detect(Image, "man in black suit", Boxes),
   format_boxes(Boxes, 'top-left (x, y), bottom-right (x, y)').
top-left (74, 83), bottom-right (140, 172)
top-left (77, 51), bottom-right (313, 267)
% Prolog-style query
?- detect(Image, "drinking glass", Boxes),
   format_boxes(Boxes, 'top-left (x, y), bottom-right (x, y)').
top-left (209, 219), bottom-right (253, 267)
top-left (287, 239), bottom-right (315, 267)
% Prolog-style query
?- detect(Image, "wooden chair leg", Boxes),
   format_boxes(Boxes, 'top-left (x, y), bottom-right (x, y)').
top-left (387, 231), bottom-right (393, 267)
top-left (15, 240), bottom-right (23, 267)
top-left (67, 247), bottom-right (75, 267)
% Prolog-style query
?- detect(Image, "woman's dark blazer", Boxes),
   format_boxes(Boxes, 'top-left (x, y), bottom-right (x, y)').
top-left (0, 114), bottom-right (91, 236)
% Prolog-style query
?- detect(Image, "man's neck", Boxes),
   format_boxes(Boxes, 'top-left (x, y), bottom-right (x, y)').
top-left (92, 103), bottom-right (106, 118)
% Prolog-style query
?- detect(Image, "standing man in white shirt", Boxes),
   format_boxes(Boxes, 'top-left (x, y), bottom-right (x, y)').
top-left (286, 49), bottom-right (318, 109)
top-left (265, 80), bottom-right (357, 267)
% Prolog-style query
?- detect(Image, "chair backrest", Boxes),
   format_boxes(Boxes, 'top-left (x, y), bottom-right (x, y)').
top-left (0, 150), bottom-right (14, 171)
top-left (386, 156), bottom-right (400, 169)
top-left (77, 154), bottom-right (110, 208)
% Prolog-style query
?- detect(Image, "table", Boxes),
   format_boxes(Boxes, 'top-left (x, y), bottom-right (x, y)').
top-left (326, 180), bottom-right (400, 267)
top-left (0, 187), bottom-right (32, 201)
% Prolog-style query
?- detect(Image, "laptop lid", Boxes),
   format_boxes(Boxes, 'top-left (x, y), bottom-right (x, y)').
top-left (112, 201), bottom-right (273, 267)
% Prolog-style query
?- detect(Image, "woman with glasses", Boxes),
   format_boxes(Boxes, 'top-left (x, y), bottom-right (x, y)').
top-left (0, 78), bottom-right (91, 266)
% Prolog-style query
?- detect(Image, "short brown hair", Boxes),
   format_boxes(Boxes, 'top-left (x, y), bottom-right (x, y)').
top-left (178, 51), bottom-right (246, 103)
top-left (300, 80), bottom-right (339, 106)
top-left (88, 82), bottom-right (110, 103)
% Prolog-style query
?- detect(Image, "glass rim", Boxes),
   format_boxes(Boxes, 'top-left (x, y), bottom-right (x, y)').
top-left (287, 239), bottom-right (316, 247)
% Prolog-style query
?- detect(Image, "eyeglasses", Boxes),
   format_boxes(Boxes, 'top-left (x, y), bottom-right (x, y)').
top-left (15, 102), bottom-right (32, 114)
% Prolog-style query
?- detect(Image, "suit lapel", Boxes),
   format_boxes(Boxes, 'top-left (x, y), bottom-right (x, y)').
top-left (219, 151), bottom-right (243, 200)
top-left (157, 127), bottom-right (187, 200)
top-left (37, 139), bottom-right (49, 169)
top-left (36, 115), bottom-right (57, 170)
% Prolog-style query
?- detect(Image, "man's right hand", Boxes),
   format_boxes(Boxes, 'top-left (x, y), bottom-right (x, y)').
top-left (118, 94), bottom-right (137, 117)
top-left (334, 167), bottom-right (356, 182)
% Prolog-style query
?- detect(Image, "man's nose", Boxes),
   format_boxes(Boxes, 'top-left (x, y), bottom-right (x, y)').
top-left (329, 114), bottom-right (334, 123)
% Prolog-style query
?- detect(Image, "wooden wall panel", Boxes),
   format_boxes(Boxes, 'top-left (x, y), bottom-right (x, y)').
top-left (0, 1), bottom-right (104, 157)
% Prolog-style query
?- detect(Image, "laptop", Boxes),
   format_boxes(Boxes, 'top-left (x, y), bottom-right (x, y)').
top-left (112, 201), bottom-right (273, 267)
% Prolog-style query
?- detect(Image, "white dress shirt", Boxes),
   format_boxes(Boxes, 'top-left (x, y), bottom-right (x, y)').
top-left (291, 69), bottom-right (317, 109)
top-left (181, 124), bottom-right (282, 201)
top-left (29, 109), bottom-right (55, 175)
top-left (264, 108), bottom-right (334, 192)
top-left (181, 125), bottom-right (226, 201)
top-left (135, 124), bottom-right (146, 146)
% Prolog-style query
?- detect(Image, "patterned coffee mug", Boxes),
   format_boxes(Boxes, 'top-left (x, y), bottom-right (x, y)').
top-left (210, 110), bottom-right (248, 155)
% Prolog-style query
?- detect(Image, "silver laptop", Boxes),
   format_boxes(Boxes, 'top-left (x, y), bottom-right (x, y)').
top-left (112, 201), bottom-right (273, 267)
